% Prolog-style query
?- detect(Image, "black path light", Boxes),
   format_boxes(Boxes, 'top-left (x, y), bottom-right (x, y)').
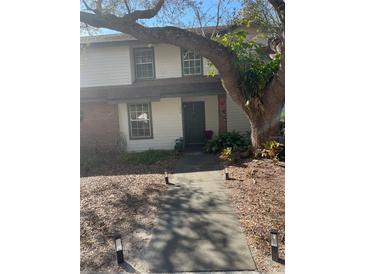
top-left (270, 229), bottom-right (279, 262)
top-left (164, 171), bottom-right (169, 184)
top-left (225, 167), bottom-right (229, 180)
top-left (114, 235), bottom-right (124, 265)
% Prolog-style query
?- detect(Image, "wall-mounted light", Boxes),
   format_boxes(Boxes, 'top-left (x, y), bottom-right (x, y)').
top-left (225, 167), bottom-right (229, 180)
top-left (165, 171), bottom-right (169, 184)
top-left (270, 229), bottom-right (279, 262)
top-left (114, 235), bottom-right (124, 265)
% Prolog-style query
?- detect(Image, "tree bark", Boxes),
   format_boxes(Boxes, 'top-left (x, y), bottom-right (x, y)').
top-left (80, 0), bottom-right (285, 148)
top-left (249, 0), bottom-right (285, 147)
top-left (249, 50), bottom-right (284, 146)
top-left (249, 101), bottom-right (284, 148)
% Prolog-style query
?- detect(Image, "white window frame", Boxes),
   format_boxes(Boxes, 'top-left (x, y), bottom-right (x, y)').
top-left (182, 49), bottom-right (202, 76)
top-left (128, 103), bottom-right (153, 139)
top-left (134, 48), bottom-right (155, 80)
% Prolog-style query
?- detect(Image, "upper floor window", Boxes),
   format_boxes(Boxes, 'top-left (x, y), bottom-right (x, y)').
top-left (128, 103), bottom-right (153, 139)
top-left (182, 49), bottom-right (202, 76)
top-left (134, 48), bottom-right (155, 80)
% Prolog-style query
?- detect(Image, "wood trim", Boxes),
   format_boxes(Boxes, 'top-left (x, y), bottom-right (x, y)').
top-left (218, 94), bottom-right (227, 134)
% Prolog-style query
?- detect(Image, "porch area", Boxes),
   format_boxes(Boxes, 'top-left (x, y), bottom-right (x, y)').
top-left (81, 76), bottom-right (251, 152)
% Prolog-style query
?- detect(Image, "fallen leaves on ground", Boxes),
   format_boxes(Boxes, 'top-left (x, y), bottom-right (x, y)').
top-left (224, 158), bottom-right (285, 273)
top-left (80, 157), bottom-right (178, 272)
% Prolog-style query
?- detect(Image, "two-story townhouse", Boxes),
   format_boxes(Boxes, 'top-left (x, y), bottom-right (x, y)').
top-left (80, 31), bottom-right (252, 152)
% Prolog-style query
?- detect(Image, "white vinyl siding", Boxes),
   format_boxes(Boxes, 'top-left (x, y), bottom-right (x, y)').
top-left (118, 98), bottom-right (183, 151)
top-left (182, 95), bottom-right (219, 137)
top-left (154, 44), bottom-right (182, 79)
top-left (80, 45), bottom-right (132, 87)
top-left (226, 94), bottom-right (251, 134)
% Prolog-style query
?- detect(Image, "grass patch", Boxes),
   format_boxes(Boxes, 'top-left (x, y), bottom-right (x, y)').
top-left (80, 153), bottom-right (105, 174)
top-left (120, 149), bottom-right (175, 165)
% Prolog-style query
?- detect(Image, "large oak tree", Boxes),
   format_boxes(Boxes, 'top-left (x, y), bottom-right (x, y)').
top-left (80, 0), bottom-right (285, 148)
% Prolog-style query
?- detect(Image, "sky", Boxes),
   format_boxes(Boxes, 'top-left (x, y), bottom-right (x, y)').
top-left (81, 0), bottom-right (242, 36)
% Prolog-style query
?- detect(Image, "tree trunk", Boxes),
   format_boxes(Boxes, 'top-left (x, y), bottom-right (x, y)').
top-left (250, 110), bottom-right (282, 148)
top-left (247, 62), bottom-right (285, 149)
top-left (248, 28), bottom-right (285, 149)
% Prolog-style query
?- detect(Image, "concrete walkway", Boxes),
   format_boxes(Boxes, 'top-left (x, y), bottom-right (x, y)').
top-left (142, 152), bottom-right (256, 273)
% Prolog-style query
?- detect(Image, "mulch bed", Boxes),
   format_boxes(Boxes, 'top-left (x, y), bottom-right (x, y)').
top-left (80, 157), bottom-right (178, 272)
top-left (80, 152), bottom-right (179, 177)
top-left (224, 158), bottom-right (285, 273)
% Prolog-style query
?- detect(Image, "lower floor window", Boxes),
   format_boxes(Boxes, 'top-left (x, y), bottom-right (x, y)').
top-left (128, 103), bottom-right (153, 139)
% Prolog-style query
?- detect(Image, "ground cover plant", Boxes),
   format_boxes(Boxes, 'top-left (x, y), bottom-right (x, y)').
top-left (255, 140), bottom-right (284, 160)
top-left (205, 131), bottom-right (251, 153)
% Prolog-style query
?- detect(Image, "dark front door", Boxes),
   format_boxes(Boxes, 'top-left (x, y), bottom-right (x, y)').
top-left (183, 101), bottom-right (205, 145)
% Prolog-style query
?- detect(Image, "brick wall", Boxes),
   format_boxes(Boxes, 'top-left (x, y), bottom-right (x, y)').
top-left (80, 102), bottom-right (120, 151)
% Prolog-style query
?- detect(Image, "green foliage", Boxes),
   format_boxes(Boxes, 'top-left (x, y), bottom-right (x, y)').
top-left (207, 60), bottom-right (218, 77)
top-left (255, 140), bottom-right (284, 160)
top-left (80, 158), bottom-right (96, 173)
top-left (241, 52), bottom-right (281, 103)
top-left (214, 31), bottom-right (281, 105)
top-left (280, 121), bottom-right (285, 136)
top-left (219, 147), bottom-right (233, 161)
top-left (237, 0), bottom-right (282, 39)
top-left (120, 149), bottom-right (175, 165)
top-left (80, 153), bottom-right (106, 175)
top-left (216, 0), bottom-right (284, 107)
top-left (205, 131), bottom-right (251, 153)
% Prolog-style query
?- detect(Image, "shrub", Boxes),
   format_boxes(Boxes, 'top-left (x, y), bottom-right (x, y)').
top-left (219, 147), bottom-right (233, 161)
top-left (174, 137), bottom-right (184, 153)
top-left (205, 131), bottom-right (251, 153)
top-left (80, 152), bottom-right (107, 175)
top-left (120, 149), bottom-right (174, 165)
top-left (280, 121), bottom-right (285, 136)
top-left (80, 159), bottom-right (94, 173)
top-left (256, 140), bottom-right (284, 160)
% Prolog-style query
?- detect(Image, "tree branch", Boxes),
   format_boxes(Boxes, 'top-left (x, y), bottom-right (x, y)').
top-left (211, 0), bottom-right (222, 39)
top-left (123, 0), bottom-right (131, 14)
top-left (96, 0), bottom-right (102, 11)
top-left (80, 10), bottom-right (236, 71)
top-left (82, 0), bottom-right (96, 13)
top-left (268, 0), bottom-right (285, 24)
top-left (80, 0), bottom-right (246, 109)
top-left (192, 5), bottom-right (205, 37)
top-left (123, 0), bottom-right (165, 21)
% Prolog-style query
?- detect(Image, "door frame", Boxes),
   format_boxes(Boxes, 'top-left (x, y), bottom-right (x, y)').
top-left (182, 101), bottom-right (206, 146)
